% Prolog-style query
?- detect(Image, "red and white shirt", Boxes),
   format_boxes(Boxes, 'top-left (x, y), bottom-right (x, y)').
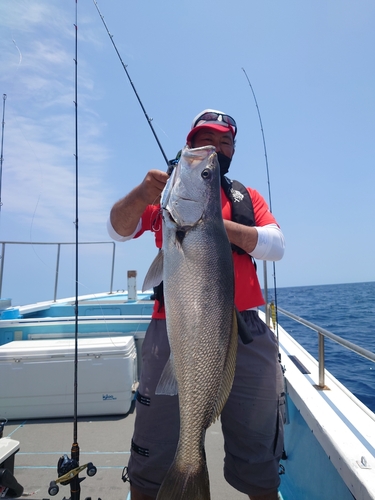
top-left (131, 187), bottom-right (281, 319)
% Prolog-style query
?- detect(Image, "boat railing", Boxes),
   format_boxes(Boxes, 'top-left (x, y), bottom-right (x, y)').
top-left (0, 240), bottom-right (116, 302)
top-left (276, 305), bottom-right (375, 388)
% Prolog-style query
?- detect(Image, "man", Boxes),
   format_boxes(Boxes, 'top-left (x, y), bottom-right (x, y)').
top-left (108, 109), bottom-right (285, 500)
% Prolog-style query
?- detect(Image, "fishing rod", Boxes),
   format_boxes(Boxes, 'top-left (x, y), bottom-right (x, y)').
top-left (242, 68), bottom-right (280, 343)
top-left (0, 94), bottom-right (7, 212)
top-left (71, 0), bottom-right (80, 496)
top-left (48, 3), bottom-right (98, 498)
top-left (92, 0), bottom-right (169, 167)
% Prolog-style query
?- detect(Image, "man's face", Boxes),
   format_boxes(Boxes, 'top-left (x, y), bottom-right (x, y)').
top-left (191, 128), bottom-right (235, 159)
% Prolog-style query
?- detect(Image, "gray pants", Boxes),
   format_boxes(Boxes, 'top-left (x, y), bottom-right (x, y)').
top-left (128, 310), bottom-right (285, 497)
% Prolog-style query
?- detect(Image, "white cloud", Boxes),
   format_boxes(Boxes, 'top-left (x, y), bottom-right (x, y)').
top-left (0, 0), bottom-right (114, 245)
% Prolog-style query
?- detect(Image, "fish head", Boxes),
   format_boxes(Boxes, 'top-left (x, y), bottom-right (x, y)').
top-left (162, 146), bottom-right (220, 226)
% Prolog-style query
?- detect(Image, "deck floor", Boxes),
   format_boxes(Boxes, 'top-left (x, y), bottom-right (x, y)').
top-left (3, 403), bottom-right (247, 499)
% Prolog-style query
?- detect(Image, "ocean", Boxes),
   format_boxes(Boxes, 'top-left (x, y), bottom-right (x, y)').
top-left (270, 281), bottom-right (375, 412)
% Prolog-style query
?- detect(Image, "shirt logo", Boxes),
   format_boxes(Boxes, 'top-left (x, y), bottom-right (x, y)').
top-left (231, 189), bottom-right (244, 203)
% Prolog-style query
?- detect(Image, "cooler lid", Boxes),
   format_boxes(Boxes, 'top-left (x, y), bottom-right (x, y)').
top-left (0, 336), bottom-right (135, 361)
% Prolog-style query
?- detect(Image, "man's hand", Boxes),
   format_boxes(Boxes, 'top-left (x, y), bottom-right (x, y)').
top-left (140, 170), bottom-right (169, 205)
top-left (109, 169), bottom-right (169, 238)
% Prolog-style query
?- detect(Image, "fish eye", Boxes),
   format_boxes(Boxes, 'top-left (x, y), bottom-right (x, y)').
top-left (201, 168), bottom-right (211, 179)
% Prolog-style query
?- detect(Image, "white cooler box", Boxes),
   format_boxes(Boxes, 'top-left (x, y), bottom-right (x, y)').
top-left (0, 336), bottom-right (137, 419)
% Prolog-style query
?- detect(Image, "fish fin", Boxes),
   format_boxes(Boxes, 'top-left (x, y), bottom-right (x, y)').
top-left (210, 308), bottom-right (238, 424)
top-left (155, 354), bottom-right (178, 396)
top-left (156, 455), bottom-right (210, 500)
top-left (142, 250), bottom-right (164, 292)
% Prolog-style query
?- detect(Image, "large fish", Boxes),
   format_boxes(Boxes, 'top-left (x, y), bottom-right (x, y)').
top-left (143, 145), bottom-right (238, 500)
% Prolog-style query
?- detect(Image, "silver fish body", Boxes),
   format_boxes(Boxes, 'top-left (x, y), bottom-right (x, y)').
top-left (150, 146), bottom-right (238, 500)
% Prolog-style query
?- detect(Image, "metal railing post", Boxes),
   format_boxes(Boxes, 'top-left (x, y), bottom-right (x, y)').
top-left (318, 332), bottom-right (325, 388)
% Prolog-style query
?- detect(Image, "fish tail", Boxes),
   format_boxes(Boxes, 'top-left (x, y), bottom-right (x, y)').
top-left (156, 458), bottom-right (210, 500)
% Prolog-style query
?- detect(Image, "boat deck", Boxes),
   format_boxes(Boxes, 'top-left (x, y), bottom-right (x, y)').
top-left (1, 292), bottom-right (375, 499)
top-left (3, 405), bottom-right (247, 500)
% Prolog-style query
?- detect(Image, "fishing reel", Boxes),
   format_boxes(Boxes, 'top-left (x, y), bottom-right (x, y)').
top-left (48, 454), bottom-right (97, 497)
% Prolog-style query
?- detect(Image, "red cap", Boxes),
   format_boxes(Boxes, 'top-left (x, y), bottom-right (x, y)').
top-left (186, 109), bottom-right (237, 144)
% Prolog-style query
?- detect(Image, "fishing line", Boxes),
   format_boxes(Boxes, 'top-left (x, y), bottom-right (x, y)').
top-left (5, 35), bottom-right (47, 256)
top-left (2, 34), bottom-right (65, 285)
top-left (92, 0), bottom-right (170, 166)
top-left (1, 11), bottom-right (115, 319)
top-left (242, 68), bottom-right (280, 344)
top-left (12, 38), bottom-right (23, 66)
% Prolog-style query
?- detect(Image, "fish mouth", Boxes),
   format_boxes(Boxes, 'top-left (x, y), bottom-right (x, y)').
top-left (178, 196), bottom-right (198, 202)
top-left (162, 197), bottom-right (197, 212)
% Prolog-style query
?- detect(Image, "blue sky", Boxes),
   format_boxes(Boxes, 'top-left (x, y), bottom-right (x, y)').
top-left (0, 0), bottom-right (374, 306)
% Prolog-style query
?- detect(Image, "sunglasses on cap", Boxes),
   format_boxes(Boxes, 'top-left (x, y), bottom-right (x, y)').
top-left (193, 112), bottom-right (237, 136)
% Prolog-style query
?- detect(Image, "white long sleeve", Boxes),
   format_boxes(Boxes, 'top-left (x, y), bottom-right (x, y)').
top-left (107, 217), bottom-right (285, 262)
top-left (251, 224), bottom-right (285, 261)
top-left (106, 217), bottom-right (142, 242)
